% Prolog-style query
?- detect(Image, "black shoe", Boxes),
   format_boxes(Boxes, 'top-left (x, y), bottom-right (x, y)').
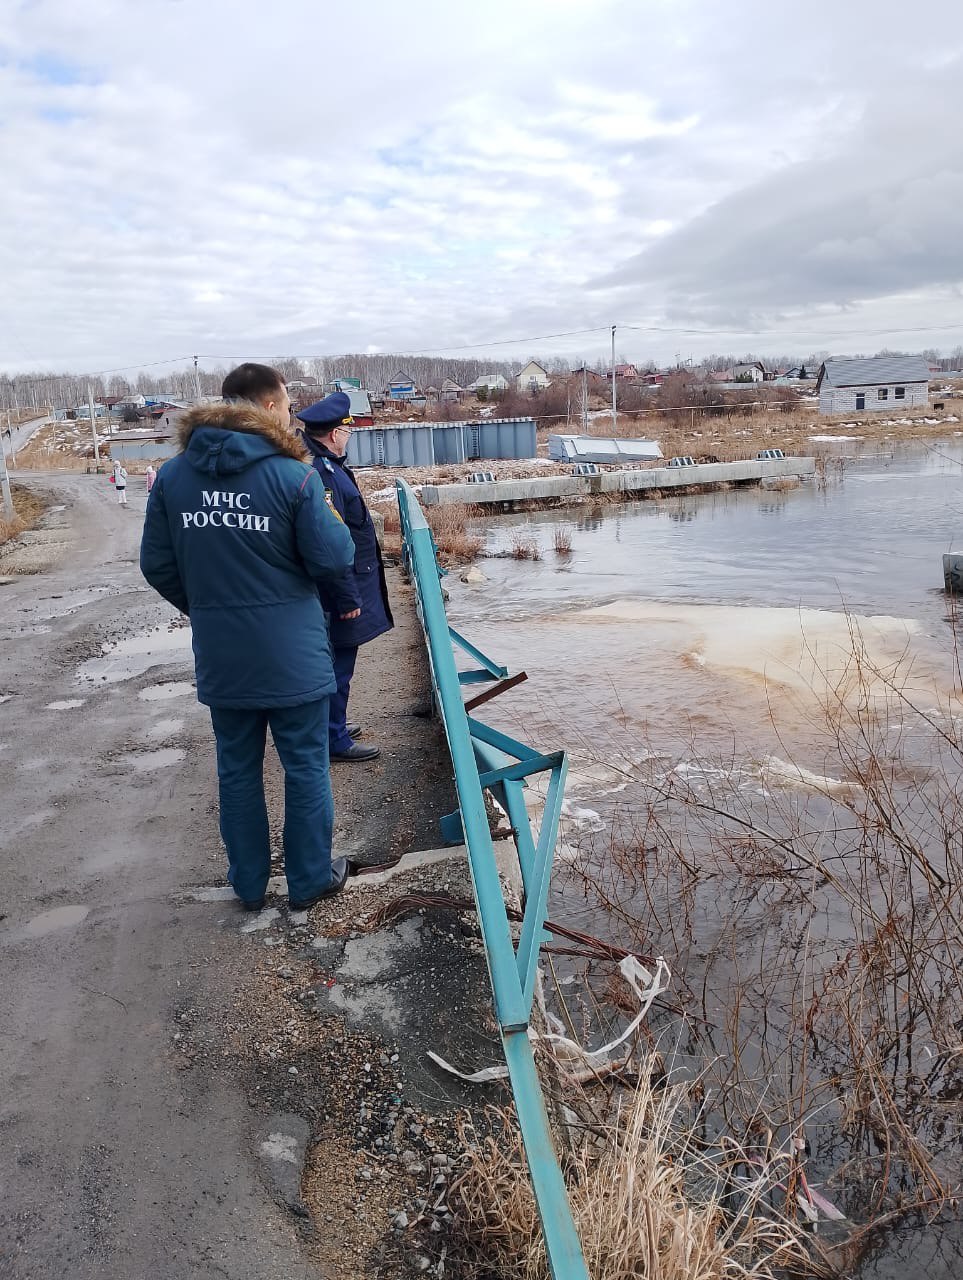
top-left (330, 743), bottom-right (381, 762)
top-left (241, 897), bottom-right (266, 911)
top-left (345, 721), bottom-right (362, 738)
top-left (289, 857), bottom-right (350, 910)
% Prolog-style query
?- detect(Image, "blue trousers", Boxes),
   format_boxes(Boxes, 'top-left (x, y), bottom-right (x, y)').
top-left (210, 699), bottom-right (334, 904)
top-left (329, 646), bottom-right (359, 753)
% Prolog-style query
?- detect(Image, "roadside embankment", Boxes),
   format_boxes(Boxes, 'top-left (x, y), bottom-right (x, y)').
top-left (0, 482), bottom-right (48, 549)
top-left (171, 564), bottom-right (528, 1279)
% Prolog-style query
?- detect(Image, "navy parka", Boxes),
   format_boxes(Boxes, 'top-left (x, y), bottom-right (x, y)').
top-left (140, 402), bottom-right (355, 709)
top-left (300, 432), bottom-right (394, 650)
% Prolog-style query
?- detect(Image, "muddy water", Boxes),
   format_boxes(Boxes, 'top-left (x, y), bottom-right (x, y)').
top-left (78, 624), bottom-right (193, 684)
top-left (447, 440), bottom-right (963, 1279)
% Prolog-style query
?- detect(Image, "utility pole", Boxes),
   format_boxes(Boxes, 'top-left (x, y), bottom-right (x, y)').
top-left (0, 427), bottom-right (13, 519)
top-left (87, 384), bottom-right (101, 466)
top-left (582, 365), bottom-right (588, 432)
top-left (193, 355), bottom-right (202, 402)
top-left (611, 325), bottom-right (617, 431)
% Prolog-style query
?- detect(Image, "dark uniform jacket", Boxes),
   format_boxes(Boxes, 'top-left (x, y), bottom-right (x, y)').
top-left (140, 403), bottom-right (354, 709)
top-left (300, 433), bottom-right (394, 650)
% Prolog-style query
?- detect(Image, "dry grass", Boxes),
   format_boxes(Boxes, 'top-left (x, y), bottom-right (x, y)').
top-left (510, 529), bottom-right (542, 561)
top-left (553, 525), bottom-right (573, 555)
top-left (426, 502), bottom-right (484, 564)
top-left (14, 419), bottom-right (161, 472)
top-left (0, 485), bottom-right (48, 547)
top-left (449, 1062), bottom-right (819, 1280)
top-left (608, 403), bottom-right (963, 463)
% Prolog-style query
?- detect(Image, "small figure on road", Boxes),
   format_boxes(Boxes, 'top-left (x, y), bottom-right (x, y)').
top-left (112, 460), bottom-right (128, 505)
top-left (297, 393), bottom-right (393, 763)
top-left (139, 363), bottom-right (357, 912)
top-left (145, 464), bottom-right (156, 493)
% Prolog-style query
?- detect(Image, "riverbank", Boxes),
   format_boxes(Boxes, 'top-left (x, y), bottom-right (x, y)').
top-left (441, 437), bottom-right (963, 1280)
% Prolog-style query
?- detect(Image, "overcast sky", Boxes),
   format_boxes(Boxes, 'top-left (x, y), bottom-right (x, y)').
top-left (3, 0), bottom-right (963, 375)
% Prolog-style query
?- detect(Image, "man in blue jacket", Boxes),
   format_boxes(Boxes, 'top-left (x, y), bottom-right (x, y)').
top-left (297, 393), bottom-right (394, 763)
top-left (140, 363), bottom-right (356, 912)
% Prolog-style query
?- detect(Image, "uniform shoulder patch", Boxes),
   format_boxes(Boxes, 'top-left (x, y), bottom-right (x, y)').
top-left (324, 489), bottom-right (345, 522)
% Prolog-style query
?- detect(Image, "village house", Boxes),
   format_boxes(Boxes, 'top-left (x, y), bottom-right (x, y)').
top-left (387, 370), bottom-right (418, 400)
top-left (816, 355), bottom-right (930, 415)
top-left (570, 366), bottom-right (606, 386)
top-left (467, 373), bottom-right (509, 394)
top-left (613, 363), bottom-right (638, 379)
top-left (516, 360), bottom-right (552, 393)
top-left (439, 378), bottom-right (467, 402)
top-left (732, 361), bottom-right (767, 382)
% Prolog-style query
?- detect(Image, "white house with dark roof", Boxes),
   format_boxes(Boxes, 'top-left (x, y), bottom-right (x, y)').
top-left (817, 356), bottom-right (930, 415)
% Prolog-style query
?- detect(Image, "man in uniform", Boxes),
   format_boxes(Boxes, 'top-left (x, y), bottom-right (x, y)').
top-left (296, 392), bottom-right (393, 763)
top-left (140, 363), bottom-right (355, 911)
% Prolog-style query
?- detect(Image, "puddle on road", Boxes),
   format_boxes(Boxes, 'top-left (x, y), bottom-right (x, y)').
top-left (78, 624), bottom-right (192, 684)
top-left (27, 585), bottom-right (116, 622)
top-left (0, 695), bottom-right (12, 705)
top-left (0, 809), bottom-right (56, 849)
top-left (138, 681), bottom-right (195, 702)
top-left (45, 699), bottom-right (86, 710)
top-left (125, 747), bottom-right (185, 773)
top-left (145, 717), bottom-right (184, 740)
top-left (21, 905), bottom-right (90, 938)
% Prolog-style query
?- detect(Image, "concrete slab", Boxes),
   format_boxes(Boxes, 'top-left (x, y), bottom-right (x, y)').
top-left (256, 1113), bottom-right (312, 1218)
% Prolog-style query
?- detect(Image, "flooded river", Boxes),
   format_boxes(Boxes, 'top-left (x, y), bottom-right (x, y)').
top-left (446, 439), bottom-right (963, 1279)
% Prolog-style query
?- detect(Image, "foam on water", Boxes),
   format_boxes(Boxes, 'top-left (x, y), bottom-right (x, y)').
top-left (754, 754), bottom-right (859, 796)
top-left (575, 600), bottom-right (936, 704)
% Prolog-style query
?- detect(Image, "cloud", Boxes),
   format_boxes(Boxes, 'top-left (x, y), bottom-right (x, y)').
top-left (2, 0), bottom-right (963, 374)
top-left (596, 59), bottom-right (963, 325)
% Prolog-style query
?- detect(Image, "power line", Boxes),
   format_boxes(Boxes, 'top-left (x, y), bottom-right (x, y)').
top-left (617, 319), bottom-right (963, 340)
top-left (6, 313), bottom-right (963, 384)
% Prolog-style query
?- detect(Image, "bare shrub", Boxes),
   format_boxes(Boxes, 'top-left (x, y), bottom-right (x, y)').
top-left (770, 477), bottom-right (800, 492)
top-left (510, 529), bottom-right (542, 560)
top-left (553, 525), bottom-right (573, 555)
top-left (564, 626), bottom-right (963, 1235)
top-left (426, 503), bottom-right (484, 564)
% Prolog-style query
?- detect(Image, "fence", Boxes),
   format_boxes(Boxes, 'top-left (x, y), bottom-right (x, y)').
top-left (395, 477), bottom-right (589, 1279)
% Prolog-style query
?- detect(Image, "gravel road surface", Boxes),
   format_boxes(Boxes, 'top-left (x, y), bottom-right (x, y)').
top-left (0, 473), bottom-right (456, 1279)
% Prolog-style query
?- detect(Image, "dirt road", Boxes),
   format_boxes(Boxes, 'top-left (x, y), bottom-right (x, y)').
top-left (0, 473), bottom-right (458, 1279)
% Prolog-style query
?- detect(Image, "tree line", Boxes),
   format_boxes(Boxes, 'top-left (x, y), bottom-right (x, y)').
top-left (2, 344), bottom-right (961, 413)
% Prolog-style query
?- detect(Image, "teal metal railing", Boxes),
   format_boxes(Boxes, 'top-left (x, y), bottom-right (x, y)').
top-left (396, 478), bottom-right (589, 1280)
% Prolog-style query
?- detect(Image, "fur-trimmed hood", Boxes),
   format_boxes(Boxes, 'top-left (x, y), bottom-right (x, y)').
top-left (176, 402), bottom-right (309, 462)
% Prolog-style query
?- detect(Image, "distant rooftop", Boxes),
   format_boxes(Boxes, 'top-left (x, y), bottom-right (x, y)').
top-left (818, 355), bottom-right (931, 388)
